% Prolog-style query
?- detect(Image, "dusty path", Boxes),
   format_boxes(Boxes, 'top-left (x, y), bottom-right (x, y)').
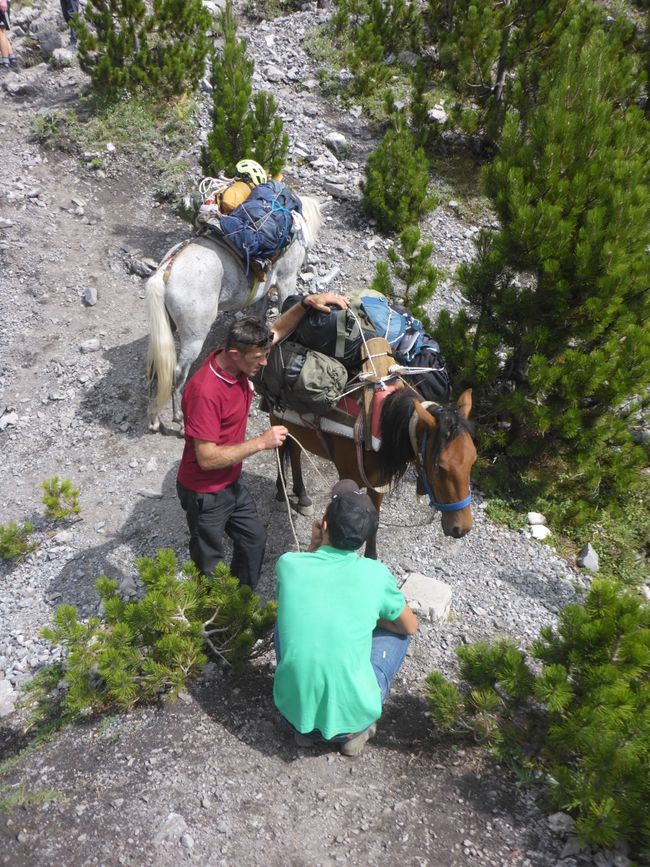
top-left (0, 6), bottom-right (603, 867)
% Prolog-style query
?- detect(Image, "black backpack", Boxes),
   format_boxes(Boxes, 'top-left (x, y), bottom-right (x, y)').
top-left (407, 337), bottom-right (452, 402)
top-left (282, 295), bottom-right (376, 370)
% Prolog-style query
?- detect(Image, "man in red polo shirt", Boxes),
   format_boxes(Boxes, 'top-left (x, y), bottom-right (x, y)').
top-left (176, 292), bottom-right (348, 587)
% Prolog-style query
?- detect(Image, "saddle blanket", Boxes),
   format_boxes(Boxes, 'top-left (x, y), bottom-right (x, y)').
top-left (270, 386), bottom-right (397, 452)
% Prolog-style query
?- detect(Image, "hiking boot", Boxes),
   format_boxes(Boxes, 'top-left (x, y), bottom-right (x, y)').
top-left (8, 56), bottom-right (18, 70)
top-left (294, 732), bottom-right (318, 748)
top-left (0, 61), bottom-right (9, 73)
top-left (339, 723), bottom-right (377, 757)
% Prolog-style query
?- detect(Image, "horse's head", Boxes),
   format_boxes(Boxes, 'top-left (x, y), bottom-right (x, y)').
top-left (413, 389), bottom-right (476, 538)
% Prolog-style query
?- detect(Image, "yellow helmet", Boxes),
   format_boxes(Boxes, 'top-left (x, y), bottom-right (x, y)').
top-left (235, 158), bottom-right (268, 186)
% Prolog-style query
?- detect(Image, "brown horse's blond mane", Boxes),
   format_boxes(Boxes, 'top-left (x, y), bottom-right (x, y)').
top-left (377, 390), bottom-right (474, 486)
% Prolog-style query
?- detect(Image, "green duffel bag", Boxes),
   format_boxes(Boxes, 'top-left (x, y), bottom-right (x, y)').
top-left (254, 339), bottom-right (348, 416)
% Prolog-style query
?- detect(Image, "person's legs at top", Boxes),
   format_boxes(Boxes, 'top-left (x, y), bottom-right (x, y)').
top-left (225, 481), bottom-right (266, 589)
top-left (0, 6), bottom-right (17, 69)
top-left (176, 481), bottom-right (234, 579)
top-left (60, 0), bottom-right (79, 44)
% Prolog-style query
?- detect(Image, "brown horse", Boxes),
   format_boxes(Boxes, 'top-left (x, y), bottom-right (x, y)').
top-left (272, 388), bottom-right (476, 558)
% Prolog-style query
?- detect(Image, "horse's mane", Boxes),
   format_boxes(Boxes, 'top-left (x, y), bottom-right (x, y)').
top-left (376, 390), bottom-right (474, 486)
top-left (298, 196), bottom-right (321, 248)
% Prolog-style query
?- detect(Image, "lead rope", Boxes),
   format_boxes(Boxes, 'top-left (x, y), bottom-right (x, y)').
top-left (274, 432), bottom-right (333, 553)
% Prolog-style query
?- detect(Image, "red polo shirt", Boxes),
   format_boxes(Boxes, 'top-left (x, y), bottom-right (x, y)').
top-left (177, 351), bottom-right (254, 493)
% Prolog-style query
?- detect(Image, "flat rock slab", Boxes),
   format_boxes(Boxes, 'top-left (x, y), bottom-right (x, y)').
top-left (401, 571), bottom-right (453, 621)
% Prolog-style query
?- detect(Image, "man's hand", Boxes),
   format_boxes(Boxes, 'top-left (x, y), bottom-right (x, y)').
top-left (271, 292), bottom-right (349, 343)
top-left (308, 519), bottom-right (324, 552)
top-left (257, 424), bottom-right (288, 451)
top-left (304, 292), bottom-right (349, 313)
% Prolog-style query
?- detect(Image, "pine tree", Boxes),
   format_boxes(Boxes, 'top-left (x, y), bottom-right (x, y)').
top-left (370, 225), bottom-right (440, 324)
top-left (425, 0), bottom-right (581, 142)
top-left (436, 21), bottom-right (650, 513)
top-left (426, 578), bottom-right (650, 855)
top-left (76, 0), bottom-right (211, 98)
top-left (201, 0), bottom-right (288, 178)
top-left (332, 0), bottom-right (422, 97)
top-left (362, 124), bottom-right (435, 233)
top-left (39, 550), bottom-right (277, 718)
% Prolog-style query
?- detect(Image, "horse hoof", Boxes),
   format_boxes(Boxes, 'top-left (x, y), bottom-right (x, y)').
top-left (292, 502), bottom-right (314, 517)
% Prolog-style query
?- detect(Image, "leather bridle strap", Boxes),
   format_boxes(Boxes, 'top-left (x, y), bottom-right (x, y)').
top-left (410, 402), bottom-right (472, 513)
top-left (353, 412), bottom-right (391, 494)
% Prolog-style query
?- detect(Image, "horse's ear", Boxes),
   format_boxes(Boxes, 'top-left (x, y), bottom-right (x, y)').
top-left (456, 389), bottom-right (473, 420)
top-left (413, 399), bottom-right (438, 429)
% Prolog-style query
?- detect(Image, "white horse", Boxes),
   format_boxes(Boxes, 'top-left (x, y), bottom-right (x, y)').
top-left (145, 196), bottom-right (321, 431)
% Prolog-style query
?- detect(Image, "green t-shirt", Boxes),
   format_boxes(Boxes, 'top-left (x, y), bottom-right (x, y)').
top-left (273, 546), bottom-right (406, 740)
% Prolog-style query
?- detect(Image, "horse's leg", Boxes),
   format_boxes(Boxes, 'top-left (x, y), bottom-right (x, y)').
top-left (289, 441), bottom-right (313, 516)
top-left (364, 492), bottom-right (384, 560)
top-left (173, 335), bottom-right (208, 423)
top-left (274, 439), bottom-right (313, 516)
top-left (268, 241), bottom-right (305, 309)
top-left (275, 440), bottom-right (291, 502)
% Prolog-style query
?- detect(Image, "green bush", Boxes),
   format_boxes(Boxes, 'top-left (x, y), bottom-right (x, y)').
top-left (201, 0), bottom-right (288, 178)
top-left (333, 0), bottom-right (422, 98)
top-left (362, 126), bottom-right (435, 233)
top-left (76, 0), bottom-right (211, 98)
top-left (38, 550), bottom-right (277, 718)
top-left (370, 225), bottom-right (440, 324)
top-left (0, 521), bottom-right (35, 562)
top-left (426, 579), bottom-right (650, 854)
top-left (30, 110), bottom-right (78, 150)
top-left (436, 20), bottom-right (650, 517)
top-left (40, 477), bottom-right (80, 522)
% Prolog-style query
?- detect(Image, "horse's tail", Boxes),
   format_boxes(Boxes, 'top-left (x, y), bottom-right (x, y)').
top-left (145, 266), bottom-right (176, 423)
top-left (299, 196), bottom-right (322, 248)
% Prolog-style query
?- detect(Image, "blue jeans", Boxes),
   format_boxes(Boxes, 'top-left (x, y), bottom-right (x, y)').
top-left (274, 625), bottom-right (411, 740)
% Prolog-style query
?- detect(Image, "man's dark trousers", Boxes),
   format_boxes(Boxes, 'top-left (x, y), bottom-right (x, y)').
top-left (176, 480), bottom-right (266, 588)
top-left (60, 0), bottom-right (79, 43)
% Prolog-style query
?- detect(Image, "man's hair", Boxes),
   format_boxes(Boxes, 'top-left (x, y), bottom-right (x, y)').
top-left (225, 317), bottom-right (273, 353)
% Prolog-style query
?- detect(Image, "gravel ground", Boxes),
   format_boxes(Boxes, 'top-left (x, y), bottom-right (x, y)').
top-left (0, 3), bottom-right (619, 866)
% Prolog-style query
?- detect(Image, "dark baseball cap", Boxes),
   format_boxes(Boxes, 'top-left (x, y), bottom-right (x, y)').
top-left (326, 480), bottom-right (379, 550)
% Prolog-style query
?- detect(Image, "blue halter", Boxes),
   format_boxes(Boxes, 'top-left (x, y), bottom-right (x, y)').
top-left (418, 428), bottom-right (472, 512)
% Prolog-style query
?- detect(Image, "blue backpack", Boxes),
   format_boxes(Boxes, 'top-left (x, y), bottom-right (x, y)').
top-left (348, 290), bottom-right (425, 363)
top-left (219, 180), bottom-right (303, 274)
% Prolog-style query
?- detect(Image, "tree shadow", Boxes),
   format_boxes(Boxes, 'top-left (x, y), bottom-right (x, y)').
top-left (75, 335), bottom-right (151, 440)
top-left (45, 463), bottom-right (185, 615)
top-left (44, 459), bottom-right (302, 618)
top-left (110, 223), bottom-right (189, 263)
top-left (189, 660), bottom-right (300, 763)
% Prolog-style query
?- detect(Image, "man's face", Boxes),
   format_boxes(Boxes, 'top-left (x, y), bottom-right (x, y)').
top-left (229, 345), bottom-right (271, 378)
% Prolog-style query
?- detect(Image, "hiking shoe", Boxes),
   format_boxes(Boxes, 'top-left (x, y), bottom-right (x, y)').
top-left (340, 723), bottom-right (377, 757)
top-left (8, 56), bottom-right (18, 70)
top-left (294, 732), bottom-right (318, 748)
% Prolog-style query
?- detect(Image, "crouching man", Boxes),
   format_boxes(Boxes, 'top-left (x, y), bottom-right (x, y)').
top-left (273, 480), bottom-right (418, 756)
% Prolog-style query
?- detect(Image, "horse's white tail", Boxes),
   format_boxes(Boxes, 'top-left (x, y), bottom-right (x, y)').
top-left (299, 196), bottom-right (322, 248)
top-left (145, 267), bottom-right (176, 423)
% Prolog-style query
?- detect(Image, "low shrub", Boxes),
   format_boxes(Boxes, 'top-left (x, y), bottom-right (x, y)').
top-left (40, 477), bottom-right (80, 522)
top-left (426, 579), bottom-right (650, 855)
top-left (0, 521), bottom-right (35, 562)
top-left (37, 550), bottom-right (277, 719)
top-left (362, 126), bottom-right (435, 233)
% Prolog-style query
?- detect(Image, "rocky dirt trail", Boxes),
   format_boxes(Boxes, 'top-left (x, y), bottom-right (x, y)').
top-left (0, 3), bottom-right (615, 866)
